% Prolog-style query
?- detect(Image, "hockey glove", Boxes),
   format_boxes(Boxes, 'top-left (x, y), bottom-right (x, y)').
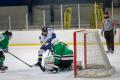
top-left (47, 38), bottom-right (52, 43)
top-left (46, 45), bottom-right (51, 49)
top-left (52, 33), bottom-right (56, 39)
top-left (3, 49), bottom-right (8, 53)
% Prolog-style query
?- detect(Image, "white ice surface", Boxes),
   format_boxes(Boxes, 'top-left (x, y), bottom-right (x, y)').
top-left (0, 45), bottom-right (120, 80)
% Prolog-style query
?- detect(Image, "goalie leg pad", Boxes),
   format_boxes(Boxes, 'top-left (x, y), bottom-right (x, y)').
top-left (44, 56), bottom-right (55, 66)
top-left (46, 64), bottom-right (59, 73)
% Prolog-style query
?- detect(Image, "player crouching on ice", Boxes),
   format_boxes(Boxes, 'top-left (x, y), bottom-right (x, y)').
top-left (44, 38), bottom-right (74, 73)
top-left (0, 30), bottom-right (12, 71)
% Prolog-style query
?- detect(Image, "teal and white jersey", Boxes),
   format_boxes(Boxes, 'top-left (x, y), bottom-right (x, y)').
top-left (53, 42), bottom-right (73, 64)
top-left (0, 33), bottom-right (9, 51)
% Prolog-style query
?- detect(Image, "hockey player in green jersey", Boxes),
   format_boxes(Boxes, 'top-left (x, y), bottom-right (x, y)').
top-left (44, 38), bottom-right (73, 72)
top-left (52, 38), bottom-right (73, 68)
top-left (0, 30), bottom-right (12, 71)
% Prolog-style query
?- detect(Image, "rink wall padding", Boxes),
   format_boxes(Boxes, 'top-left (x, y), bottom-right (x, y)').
top-left (0, 29), bottom-right (120, 46)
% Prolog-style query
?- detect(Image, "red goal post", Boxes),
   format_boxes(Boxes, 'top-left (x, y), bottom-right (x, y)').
top-left (73, 30), bottom-right (85, 77)
top-left (73, 30), bottom-right (115, 78)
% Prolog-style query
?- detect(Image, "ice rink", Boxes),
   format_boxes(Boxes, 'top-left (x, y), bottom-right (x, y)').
top-left (0, 45), bottom-right (120, 80)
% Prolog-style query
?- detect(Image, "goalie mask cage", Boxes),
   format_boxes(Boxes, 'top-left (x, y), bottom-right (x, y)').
top-left (73, 30), bottom-right (115, 78)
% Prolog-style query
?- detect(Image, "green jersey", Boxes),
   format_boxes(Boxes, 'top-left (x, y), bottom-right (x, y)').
top-left (53, 42), bottom-right (73, 64)
top-left (0, 33), bottom-right (9, 50)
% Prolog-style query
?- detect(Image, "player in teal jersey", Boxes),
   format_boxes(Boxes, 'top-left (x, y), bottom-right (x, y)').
top-left (52, 38), bottom-right (73, 69)
top-left (44, 38), bottom-right (73, 72)
top-left (0, 30), bottom-right (12, 71)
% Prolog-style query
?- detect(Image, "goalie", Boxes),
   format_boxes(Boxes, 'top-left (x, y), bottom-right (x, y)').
top-left (44, 38), bottom-right (73, 72)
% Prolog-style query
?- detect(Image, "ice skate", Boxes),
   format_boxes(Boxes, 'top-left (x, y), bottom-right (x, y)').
top-left (110, 50), bottom-right (114, 54)
top-left (0, 65), bottom-right (8, 72)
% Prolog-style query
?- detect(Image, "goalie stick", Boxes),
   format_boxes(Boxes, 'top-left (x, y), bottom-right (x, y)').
top-left (8, 52), bottom-right (32, 67)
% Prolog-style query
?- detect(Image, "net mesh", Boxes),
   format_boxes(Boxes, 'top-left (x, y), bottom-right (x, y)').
top-left (75, 30), bottom-right (115, 78)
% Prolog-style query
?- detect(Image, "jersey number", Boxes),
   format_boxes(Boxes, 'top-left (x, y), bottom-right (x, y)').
top-left (0, 34), bottom-right (4, 41)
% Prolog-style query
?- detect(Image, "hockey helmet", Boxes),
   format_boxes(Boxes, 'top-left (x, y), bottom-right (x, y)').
top-left (5, 30), bottom-right (12, 39)
top-left (51, 38), bottom-right (59, 47)
top-left (42, 27), bottom-right (48, 36)
top-left (42, 27), bottom-right (48, 32)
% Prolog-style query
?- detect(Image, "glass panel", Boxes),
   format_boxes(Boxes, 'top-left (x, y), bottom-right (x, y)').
top-left (80, 3), bottom-right (93, 29)
top-left (113, 0), bottom-right (119, 7)
top-left (10, 14), bottom-right (26, 30)
top-left (0, 14), bottom-right (9, 31)
top-left (0, 1), bottom-right (106, 31)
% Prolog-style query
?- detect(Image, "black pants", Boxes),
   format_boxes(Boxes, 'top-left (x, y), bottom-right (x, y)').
top-left (0, 51), bottom-right (5, 66)
top-left (104, 29), bottom-right (114, 51)
top-left (56, 60), bottom-right (73, 68)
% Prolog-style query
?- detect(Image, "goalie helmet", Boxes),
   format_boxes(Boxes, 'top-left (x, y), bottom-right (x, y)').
top-left (51, 38), bottom-right (59, 47)
top-left (4, 30), bottom-right (12, 39)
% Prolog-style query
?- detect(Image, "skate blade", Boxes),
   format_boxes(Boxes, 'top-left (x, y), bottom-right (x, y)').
top-left (47, 70), bottom-right (59, 74)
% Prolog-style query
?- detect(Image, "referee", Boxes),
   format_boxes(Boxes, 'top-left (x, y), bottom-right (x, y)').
top-left (101, 12), bottom-right (116, 54)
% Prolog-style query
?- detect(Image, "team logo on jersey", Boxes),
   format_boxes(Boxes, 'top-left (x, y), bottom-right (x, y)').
top-left (108, 20), bottom-right (110, 22)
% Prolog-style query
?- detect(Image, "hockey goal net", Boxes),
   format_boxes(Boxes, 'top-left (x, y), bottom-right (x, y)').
top-left (73, 30), bottom-right (115, 78)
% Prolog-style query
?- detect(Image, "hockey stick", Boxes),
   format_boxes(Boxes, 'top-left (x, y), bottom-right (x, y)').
top-left (8, 52), bottom-right (32, 67)
top-left (37, 62), bottom-right (46, 72)
top-left (32, 50), bottom-right (50, 72)
top-left (47, 49), bottom-right (51, 56)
